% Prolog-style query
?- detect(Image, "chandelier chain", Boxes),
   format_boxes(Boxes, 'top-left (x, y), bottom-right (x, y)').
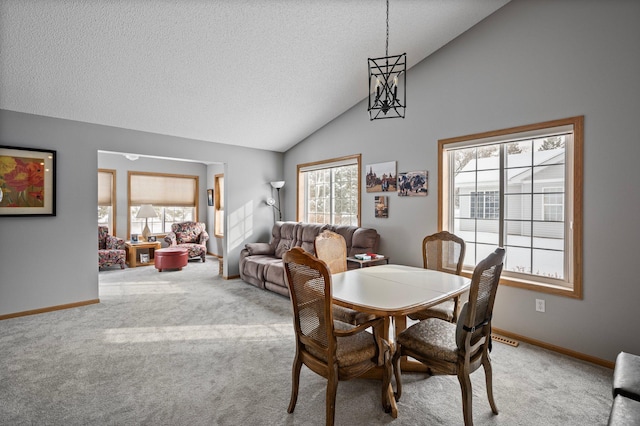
top-left (385, 0), bottom-right (389, 56)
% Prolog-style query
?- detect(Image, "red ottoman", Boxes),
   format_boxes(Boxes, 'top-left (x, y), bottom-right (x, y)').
top-left (155, 247), bottom-right (189, 272)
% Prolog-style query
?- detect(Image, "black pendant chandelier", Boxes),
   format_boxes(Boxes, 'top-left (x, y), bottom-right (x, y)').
top-left (368, 0), bottom-right (406, 120)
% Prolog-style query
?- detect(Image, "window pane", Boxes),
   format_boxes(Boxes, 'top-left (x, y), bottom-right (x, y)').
top-left (454, 147), bottom-right (476, 173)
top-left (504, 245), bottom-right (531, 274)
top-left (505, 167), bottom-right (533, 193)
top-left (476, 146), bottom-right (499, 170)
top-left (464, 242), bottom-right (477, 266)
top-left (505, 140), bottom-right (532, 168)
top-left (534, 136), bottom-right (565, 165)
top-left (98, 206), bottom-right (111, 226)
top-left (532, 222), bottom-right (564, 249)
top-left (475, 220), bottom-right (499, 244)
top-left (504, 193), bottom-right (532, 220)
top-left (533, 248), bottom-right (564, 279)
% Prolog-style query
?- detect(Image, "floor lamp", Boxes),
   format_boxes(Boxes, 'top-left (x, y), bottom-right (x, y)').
top-left (269, 181), bottom-right (285, 221)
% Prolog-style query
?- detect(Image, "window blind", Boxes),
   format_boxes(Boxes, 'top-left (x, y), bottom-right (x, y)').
top-left (130, 173), bottom-right (197, 207)
top-left (98, 171), bottom-right (113, 206)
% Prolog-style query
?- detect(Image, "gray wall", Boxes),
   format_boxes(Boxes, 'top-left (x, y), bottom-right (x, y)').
top-left (283, 0), bottom-right (640, 362)
top-left (0, 110), bottom-right (282, 316)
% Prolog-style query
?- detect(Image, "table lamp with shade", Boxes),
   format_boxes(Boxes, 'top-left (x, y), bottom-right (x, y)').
top-left (136, 204), bottom-right (157, 241)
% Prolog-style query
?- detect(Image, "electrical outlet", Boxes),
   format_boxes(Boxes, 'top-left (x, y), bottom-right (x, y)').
top-left (535, 299), bottom-right (546, 313)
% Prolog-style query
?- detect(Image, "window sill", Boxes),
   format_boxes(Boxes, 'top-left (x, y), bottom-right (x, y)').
top-left (460, 270), bottom-right (582, 299)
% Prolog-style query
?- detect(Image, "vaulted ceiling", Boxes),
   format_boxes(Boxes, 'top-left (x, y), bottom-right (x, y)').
top-left (0, 1), bottom-right (510, 152)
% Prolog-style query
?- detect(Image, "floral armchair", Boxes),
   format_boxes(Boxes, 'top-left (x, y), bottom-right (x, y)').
top-left (98, 226), bottom-right (126, 270)
top-left (164, 221), bottom-right (209, 262)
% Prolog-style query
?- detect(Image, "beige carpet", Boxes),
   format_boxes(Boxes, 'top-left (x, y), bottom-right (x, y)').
top-left (0, 256), bottom-right (613, 425)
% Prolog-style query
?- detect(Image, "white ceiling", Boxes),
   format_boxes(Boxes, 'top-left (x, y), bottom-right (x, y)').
top-left (0, 1), bottom-right (509, 153)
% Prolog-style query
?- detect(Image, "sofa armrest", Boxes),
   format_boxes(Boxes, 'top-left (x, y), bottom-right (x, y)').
top-left (165, 232), bottom-right (177, 246)
top-left (106, 235), bottom-right (125, 250)
top-left (245, 242), bottom-right (275, 256)
top-left (199, 230), bottom-right (210, 245)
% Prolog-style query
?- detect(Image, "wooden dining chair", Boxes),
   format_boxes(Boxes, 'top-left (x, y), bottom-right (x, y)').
top-left (283, 247), bottom-right (392, 426)
top-left (408, 230), bottom-right (466, 323)
top-left (314, 229), bottom-right (348, 273)
top-left (392, 247), bottom-right (506, 426)
top-left (314, 230), bottom-right (376, 325)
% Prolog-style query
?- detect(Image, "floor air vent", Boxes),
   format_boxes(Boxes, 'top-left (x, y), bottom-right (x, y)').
top-left (492, 334), bottom-right (520, 347)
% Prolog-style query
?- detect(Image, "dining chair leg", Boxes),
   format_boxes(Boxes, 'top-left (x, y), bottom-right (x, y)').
top-left (326, 365), bottom-right (339, 426)
top-left (457, 369), bottom-right (474, 426)
top-left (288, 354), bottom-right (302, 413)
top-left (391, 347), bottom-right (403, 401)
top-left (483, 356), bottom-right (499, 414)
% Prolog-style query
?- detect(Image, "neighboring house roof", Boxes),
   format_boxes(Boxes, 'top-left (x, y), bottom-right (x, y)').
top-left (455, 148), bottom-right (564, 185)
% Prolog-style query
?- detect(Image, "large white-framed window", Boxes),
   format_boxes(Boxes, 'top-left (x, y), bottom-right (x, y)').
top-left (297, 154), bottom-right (361, 226)
top-left (98, 169), bottom-right (116, 233)
top-left (128, 172), bottom-right (198, 237)
top-left (439, 116), bottom-right (583, 298)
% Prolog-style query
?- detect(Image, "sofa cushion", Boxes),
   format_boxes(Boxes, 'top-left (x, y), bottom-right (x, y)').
top-left (299, 223), bottom-right (329, 254)
top-left (349, 227), bottom-right (380, 256)
top-left (245, 242), bottom-right (274, 256)
top-left (264, 262), bottom-right (286, 289)
top-left (275, 222), bottom-right (299, 258)
top-left (242, 255), bottom-right (281, 283)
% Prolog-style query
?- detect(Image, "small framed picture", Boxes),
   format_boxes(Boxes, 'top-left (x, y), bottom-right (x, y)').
top-left (207, 189), bottom-right (214, 206)
top-left (375, 196), bottom-right (388, 218)
top-left (147, 235), bottom-right (157, 242)
top-left (139, 253), bottom-right (150, 263)
top-left (131, 234), bottom-right (139, 242)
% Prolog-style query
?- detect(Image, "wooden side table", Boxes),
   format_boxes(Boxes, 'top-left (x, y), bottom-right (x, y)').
top-left (346, 256), bottom-right (390, 268)
top-left (125, 241), bottom-right (161, 268)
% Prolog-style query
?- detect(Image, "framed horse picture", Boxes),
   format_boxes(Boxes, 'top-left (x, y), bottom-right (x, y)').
top-left (397, 170), bottom-right (428, 196)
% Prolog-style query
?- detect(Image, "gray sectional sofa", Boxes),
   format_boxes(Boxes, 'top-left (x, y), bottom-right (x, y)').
top-left (239, 221), bottom-right (380, 297)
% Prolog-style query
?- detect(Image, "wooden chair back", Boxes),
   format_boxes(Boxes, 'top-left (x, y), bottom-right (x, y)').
top-left (283, 247), bottom-right (335, 358)
top-left (423, 230), bottom-right (466, 275)
top-left (314, 230), bottom-right (348, 274)
top-left (457, 247), bottom-right (505, 356)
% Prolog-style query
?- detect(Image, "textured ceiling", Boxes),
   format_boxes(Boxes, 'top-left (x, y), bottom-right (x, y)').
top-left (0, 1), bottom-right (509, 152)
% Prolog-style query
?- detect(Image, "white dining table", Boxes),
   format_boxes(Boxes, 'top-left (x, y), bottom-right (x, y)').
top-left (331, 264), bottom-right (471, 418)
top-left (332, 264), bottom-right (470, 318)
